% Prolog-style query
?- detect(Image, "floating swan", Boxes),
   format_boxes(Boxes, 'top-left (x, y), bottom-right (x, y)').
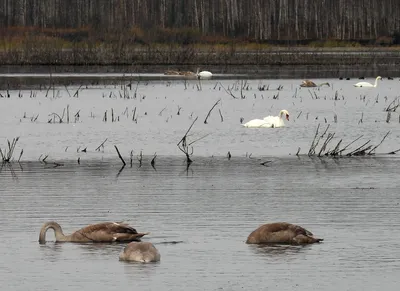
top-left (38, 221), bottom-right (148, 244)
top-left (353, 76), bottom-right (382, 87)
top-left (196, 68), bottom-right (213, 79)
top-left (179, 71), bottom-right (196, 77)
top-left (164, 70), bottom-right (181, 75)
top-left (300, 80), bottom-right (330, 87)
top-left (246, 222), bottom-right (323, 245)
top-left (119, 241), bottom-right (161, 263)
top-left (242, 109), bottom-right (289, 128)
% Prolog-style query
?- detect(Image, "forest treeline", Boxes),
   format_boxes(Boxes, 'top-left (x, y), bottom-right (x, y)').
top-left (1, 0), bottom-right (400, 44)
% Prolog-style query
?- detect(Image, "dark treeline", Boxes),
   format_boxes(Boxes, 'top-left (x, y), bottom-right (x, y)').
top-left (0, 0), bottom-right (399, 42)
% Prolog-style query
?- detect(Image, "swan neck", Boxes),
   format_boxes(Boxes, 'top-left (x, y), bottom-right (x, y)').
top-left (39, 222), bottom-right (67, 244)
top-left (374, 78), bottom-right (379, 87)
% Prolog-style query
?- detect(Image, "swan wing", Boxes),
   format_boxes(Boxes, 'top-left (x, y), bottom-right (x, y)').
top-left (288, 224), bottom-right (314, 237)
top-left (242, 118), bottom-right (269, 128)
top-left (301, 80), bottom-right (317, 87)
top-left (263, 115), bottom-right (285, 127)
top-left (354, 81), bottom-right (373, 87)
top-left (74, 222), bottom-right (147, 242)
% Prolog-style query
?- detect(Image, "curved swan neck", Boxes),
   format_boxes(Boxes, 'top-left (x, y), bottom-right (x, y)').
top-left (39, 221), bottom-right (67, 244)
top-left (318, 82), bottom-right (330, 87)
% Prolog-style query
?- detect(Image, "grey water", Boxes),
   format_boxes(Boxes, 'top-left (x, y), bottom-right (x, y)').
top-left (1, 73), bottom-right (400, 290)
top-left (1, 157), bottom-right (400, 291)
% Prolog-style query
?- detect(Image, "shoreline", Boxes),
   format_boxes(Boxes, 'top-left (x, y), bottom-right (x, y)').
top-left (1, 47), bottom-right (400, 69)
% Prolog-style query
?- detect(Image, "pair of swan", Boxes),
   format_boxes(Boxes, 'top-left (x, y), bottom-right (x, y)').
top-left (163, 68), bottom-right (212, 79)
top-left (354, 76), bottom-right (382, 87)
top-left (300, 77), bottom-right (382, 88)
top-left (39, 221), bottom-right (160, 263)
top-left (242, 109), bottom-right (289, 128)
top-left (300, 80), bottom-right (330, 88)
top-left (39, 221), bottom-right (322, 262)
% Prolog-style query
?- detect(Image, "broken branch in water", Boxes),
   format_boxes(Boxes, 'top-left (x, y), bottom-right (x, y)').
top-left (317, 132), bottom-right (335, 157)
top-left (204, 99), bottom-right (221, 124)
top-left (367, 131), bottom-right (390, 155)
top-left (48, 112), bottom-right (63, 123)
top-left (137, 150), bottom-right (143, 168)
top-left (114, 145), bottom-right (126, 166)
top-left (177, 117), bottom-right (198, 166)
top-left (304, 124), bottom-right (391, 157)
top-left (308, 124), bottom-right (330, 156)
top-left (95, 138), bottom-right (108, 151)
top-left (217, 82), bottom-right (238, 99)
top-left (151, 152), bottom-right (157, 169)
top-left (388, 148), bottom-right (400, 154)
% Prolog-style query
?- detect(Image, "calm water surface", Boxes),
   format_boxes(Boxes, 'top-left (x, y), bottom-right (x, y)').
top-left (1, 74), bottom-right (400, 290)
top-left (1, 157), bottom-right (400, 291)
top-left (1, 76), bottom-right (400, 160)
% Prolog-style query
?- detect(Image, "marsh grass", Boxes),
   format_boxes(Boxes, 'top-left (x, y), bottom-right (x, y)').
top-left (0, 137), bottom-right (21, 163)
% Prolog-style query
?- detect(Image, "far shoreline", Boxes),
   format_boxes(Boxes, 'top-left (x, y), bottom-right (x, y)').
top-left (1, 46), bottom-right (400, 69)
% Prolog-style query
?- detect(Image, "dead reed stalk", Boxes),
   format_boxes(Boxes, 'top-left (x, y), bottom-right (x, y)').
top-left (204, 99), bottom-right (221, 124)
top-left (114, 145), bottom-right (126, 166)
top-left (0, 137), bottom-right (20, 163)
top-left (306, 124), bottom-right (391, 157)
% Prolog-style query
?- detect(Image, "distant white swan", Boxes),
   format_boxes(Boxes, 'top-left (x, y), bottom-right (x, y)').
top-left (353, 76), bottom-right (382, 87)
top-left (242, 109), bottom-right (290, 128)
top-left (196, 68), bottom-right (213, 79)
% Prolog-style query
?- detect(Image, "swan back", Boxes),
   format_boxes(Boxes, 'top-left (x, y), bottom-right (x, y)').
top-left (300, 80), bottom-right (317, 87)
top-left (196, 68), bottom-right (213, 79)
top-left (119, 242), bottom-right (161, 262)
top-left (246, 222), bottom-right (323, 245)
top-left (71, 222), bottom-right (148, 242)
top-left (164, 70), bottom-right (180, 75)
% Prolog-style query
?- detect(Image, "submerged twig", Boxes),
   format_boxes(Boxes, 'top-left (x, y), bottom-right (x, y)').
top-left (204, 99), bottom-right (221, 124)
top-left (114, 145), bottom-right (126, 166)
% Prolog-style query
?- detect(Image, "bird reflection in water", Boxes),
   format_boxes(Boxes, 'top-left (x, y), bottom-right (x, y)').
top-left (250, 243), bottom-right (313, 257)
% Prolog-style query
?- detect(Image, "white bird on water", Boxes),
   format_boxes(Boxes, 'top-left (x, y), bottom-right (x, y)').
top-left (353, 76), bottom-right (382, 87)
top-left (196, 68), bottom-right (213, 79)
top-left (242, 109), bottom-right (290, 128)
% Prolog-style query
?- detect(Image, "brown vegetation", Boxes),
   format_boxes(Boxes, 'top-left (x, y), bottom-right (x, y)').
top-left (1, 1), bottom-right (400, 66)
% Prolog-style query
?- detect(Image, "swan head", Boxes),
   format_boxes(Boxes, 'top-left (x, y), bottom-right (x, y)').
top-left (279, 109), bottom-right (290, 121)
top-left (377, 76), bottom-right (382, 80)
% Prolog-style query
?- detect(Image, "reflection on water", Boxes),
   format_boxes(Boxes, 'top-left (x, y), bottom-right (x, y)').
top-left (1, 157), bottom-right (400, 290)
top-left (249, 244), bottom-right (312, 257)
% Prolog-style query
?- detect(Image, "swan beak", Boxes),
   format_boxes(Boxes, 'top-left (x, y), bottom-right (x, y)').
top-left (286, 114), bottom-right (290, 121)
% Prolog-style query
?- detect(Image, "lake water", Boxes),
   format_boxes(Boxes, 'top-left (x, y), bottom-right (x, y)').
top-left (1, 73), bottom-right (400, 290)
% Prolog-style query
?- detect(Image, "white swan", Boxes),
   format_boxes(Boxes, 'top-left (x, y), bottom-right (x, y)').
top-left (196, 68), bottom-right (213, 79)
top-left (353, 76), bottom-right (382, 87)
top-left (242, 109), bottom-right (290, 128)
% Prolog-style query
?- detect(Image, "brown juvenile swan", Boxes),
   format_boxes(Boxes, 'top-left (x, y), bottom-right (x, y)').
top-left (164, 70), bottom-right (181, 75)
top-left (300, 80), bottom-right (330, 87)
top-left (38, 221), bottom-right (148, 244)
top-left (246, 222), bottom-right (323, 245)
top-left (119, 241), bottom-right (160, 263)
